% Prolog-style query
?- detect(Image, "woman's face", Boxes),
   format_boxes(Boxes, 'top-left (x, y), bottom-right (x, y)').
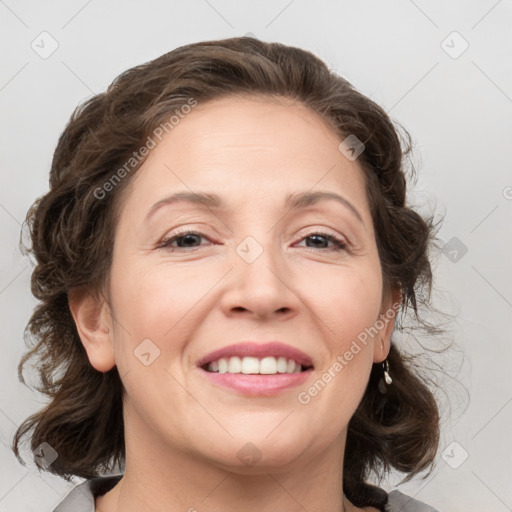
top-left (97, 95), bottom-right (395, 471)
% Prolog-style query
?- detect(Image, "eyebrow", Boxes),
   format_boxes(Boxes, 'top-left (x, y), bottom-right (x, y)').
top-left (145, 190), bottom-right (364, 224)
top-left (146, 192), bottom-right (225, 221)
top-left (285, 191), bottom-right (364, 224)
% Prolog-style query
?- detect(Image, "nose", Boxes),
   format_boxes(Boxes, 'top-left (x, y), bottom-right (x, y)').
top-left (219, 237), bottom-right (299, 321)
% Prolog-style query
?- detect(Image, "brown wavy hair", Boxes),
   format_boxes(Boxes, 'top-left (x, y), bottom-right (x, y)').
top-left (13, 36), bottom-right (440, 509)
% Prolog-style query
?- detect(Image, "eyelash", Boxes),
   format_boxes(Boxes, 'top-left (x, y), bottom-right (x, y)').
top-left (157, 229), bottom-right (347, 252)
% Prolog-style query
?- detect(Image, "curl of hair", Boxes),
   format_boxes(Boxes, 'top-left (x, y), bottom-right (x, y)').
top-left (13, 37), bottom-right (440, 508)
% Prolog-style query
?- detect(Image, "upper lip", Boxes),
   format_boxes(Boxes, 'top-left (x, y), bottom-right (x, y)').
top-left (197, 342), bottom-right (314, 368)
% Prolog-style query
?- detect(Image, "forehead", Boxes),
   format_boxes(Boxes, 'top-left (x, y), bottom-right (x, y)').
top-left (119, 95), bottom-right (370, 221)
top-left (155, 94), bottom-right (343, 160)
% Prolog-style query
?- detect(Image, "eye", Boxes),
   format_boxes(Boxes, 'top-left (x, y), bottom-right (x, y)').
top-left (157, 230), bottom-right (212, 251)
top-left (295, 231), bottom-right (347, 251)
top-left (157, 230), bottom-right (347, 252)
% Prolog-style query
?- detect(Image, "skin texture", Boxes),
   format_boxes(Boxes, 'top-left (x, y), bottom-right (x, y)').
top-left (70, 95), bottom-right (398, 512)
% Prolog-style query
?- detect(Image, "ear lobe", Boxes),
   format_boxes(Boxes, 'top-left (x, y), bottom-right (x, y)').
top-left (373, 288), bottom-right (402, 363)
top-left (68, 287), bottom-right (116, 372)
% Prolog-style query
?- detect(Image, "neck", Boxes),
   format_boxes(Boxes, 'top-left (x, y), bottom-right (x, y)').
top-left (102, 420), bottom-right (351, 512)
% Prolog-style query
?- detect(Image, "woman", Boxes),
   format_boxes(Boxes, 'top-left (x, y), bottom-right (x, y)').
top-left (13, 37), bottom-right (441, 511)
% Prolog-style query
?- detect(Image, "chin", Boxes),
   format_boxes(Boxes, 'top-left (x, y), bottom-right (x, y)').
top-left (200, 428), bottom-right (315, 474)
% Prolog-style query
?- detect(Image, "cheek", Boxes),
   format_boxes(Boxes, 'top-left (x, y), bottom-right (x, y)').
top-left (108, 259), bottom-right (219, 365)
top-left (297, 257), bottom-right (382, 419)
top-left (296, 267), bottom-right (380, 437)
top-left (304, 259), bottom-right (383, 343)
top-left (106, 260), bottom-right (203, 419)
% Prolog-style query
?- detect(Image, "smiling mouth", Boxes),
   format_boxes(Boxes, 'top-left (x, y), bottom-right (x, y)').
top-left (202, 356), bottom-right (313, 375)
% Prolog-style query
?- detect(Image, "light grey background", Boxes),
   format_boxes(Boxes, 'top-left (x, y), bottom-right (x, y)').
top-left (1, 1), bottom-right (511, 510)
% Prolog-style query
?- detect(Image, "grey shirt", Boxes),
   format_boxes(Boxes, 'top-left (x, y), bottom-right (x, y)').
top-left (53, 475), bottom-right (440, 511)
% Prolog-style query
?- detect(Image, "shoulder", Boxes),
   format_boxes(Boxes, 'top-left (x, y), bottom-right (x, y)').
top-left (385, 490), bottom-right (440, 512)
top-left (52, 477), bottom-right (439, 512)
top-left (53, 475), bottom-right (123, 512)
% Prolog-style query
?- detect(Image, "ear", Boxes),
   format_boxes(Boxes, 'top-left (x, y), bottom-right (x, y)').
top-left (373, 287), bottom-right (402, 363)
top-left (68, 287), bottom-right (116, 372)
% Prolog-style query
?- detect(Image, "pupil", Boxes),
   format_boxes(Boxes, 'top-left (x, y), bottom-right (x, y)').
top-left (181, 234), bottom-right (199, 247)
top-left (308, 235), bottom-right (326, 248)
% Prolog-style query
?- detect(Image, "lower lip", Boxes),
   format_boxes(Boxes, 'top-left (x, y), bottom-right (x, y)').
top-left (198, 368), bottom-right (313, 396)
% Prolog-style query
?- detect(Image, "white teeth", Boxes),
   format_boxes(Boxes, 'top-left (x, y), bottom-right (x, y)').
top-left (228, 356), bottom-right (242, 373)
top-left (260, 356), bottom-right (277, 374)
top-left (276, 356), bottom-right (288, 373)
top-left (218, 358), bottom-right (228, 373)
top-left (241, 356), bottom-right (260, 374)
top-left (207, 356), bottom-right (303, 375)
